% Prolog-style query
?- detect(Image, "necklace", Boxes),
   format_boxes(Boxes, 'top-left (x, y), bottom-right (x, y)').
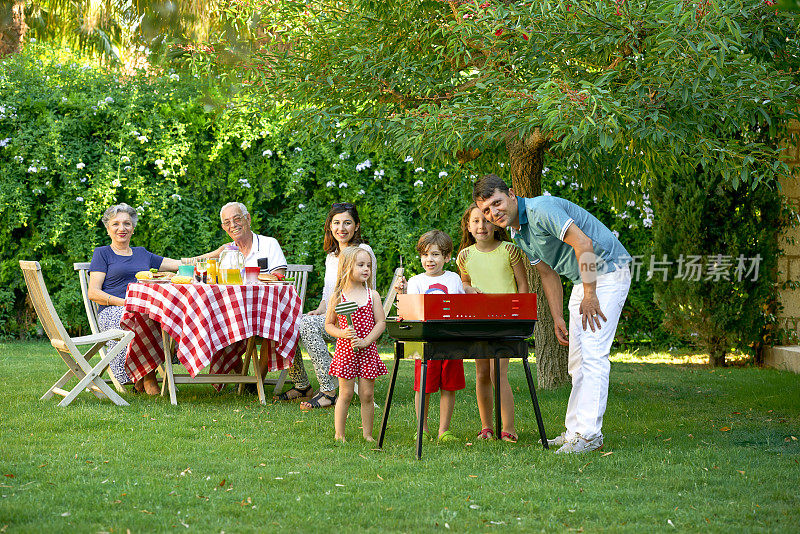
top-left (110, 244), bottom-right (132, 255)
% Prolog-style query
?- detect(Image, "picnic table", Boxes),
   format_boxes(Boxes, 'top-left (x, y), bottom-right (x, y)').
top-left (121, 281), bottom-right (301, 404)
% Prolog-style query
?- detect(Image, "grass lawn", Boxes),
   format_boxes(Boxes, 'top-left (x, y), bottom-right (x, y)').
top-left (1, 341), bottom-right (799, 533)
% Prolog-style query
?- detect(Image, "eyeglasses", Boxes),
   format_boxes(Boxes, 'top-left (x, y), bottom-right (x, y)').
top-left (221, 215), bottom-right (245, 229)
top-left (332, 202), bottom-right (355, 209)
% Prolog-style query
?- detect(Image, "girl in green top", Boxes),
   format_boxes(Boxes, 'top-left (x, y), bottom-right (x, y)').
top-left (457, 203), bottom-right (530, 443)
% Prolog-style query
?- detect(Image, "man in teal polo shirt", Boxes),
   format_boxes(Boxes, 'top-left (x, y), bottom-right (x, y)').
top-left (474, 174), bottom-right (632, 454)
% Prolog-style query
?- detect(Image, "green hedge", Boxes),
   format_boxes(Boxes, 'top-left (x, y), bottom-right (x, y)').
top-left (1, 44), bottom-right (671, 345)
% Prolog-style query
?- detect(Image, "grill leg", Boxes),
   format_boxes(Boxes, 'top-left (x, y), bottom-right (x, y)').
top-left (416, 352), bottom-right (428, 460)
top-left (378, 342), bottom-right (402, 449)
top-left (494, 356), bottom-right (502, 440)
top-left (523, 353), bottom-right (548, 449)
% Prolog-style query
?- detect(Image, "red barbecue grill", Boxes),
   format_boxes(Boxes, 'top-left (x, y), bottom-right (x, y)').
top-left (378, 293), bottom-right (548, 458)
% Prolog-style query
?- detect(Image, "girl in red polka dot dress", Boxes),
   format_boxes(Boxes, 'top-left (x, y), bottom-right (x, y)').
top-left (325, 246), bottom-right (387, 443)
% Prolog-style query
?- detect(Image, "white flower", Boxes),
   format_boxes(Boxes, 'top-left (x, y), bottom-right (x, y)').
top-left (438, 171), bottom-right (448, 178)
top-left (27, 166), bottom-right (38, 173)
top-left (111, 179), bottom-right (121, 187)
top-left (542, 167), bottom-right (550, 175)
top-left (374, 169), bottom-right (385, 180)
top-left (358, 189), bottom-right (365, 195)
top-left (121, 156), bottom-right (130, 163)
top-left (238, 178), bottom-right (251, 188)
top-left (355, 159), bottom-right (372, 171)
top-left (339, 182), bottom-right (348, 188)
top-left (339, 152), bottom-right (349, 160)
top-left (105, 96), bottom-right (114, 103)
top-left (61, 97), bottom-right (67, 102)
top-left (570, 182), bottom-right (579, 190)
top-left (592, 196), bottom-right (598, 203)
top-left (414, 180), bottom-right (423, 187)
top-left (131, 130), bottom-right (140, 137)
top-left (263, 149), bottom-right (273, 157)
top-left (298, 204), bottom-right (306, 210)
top-left (414, 167), bottom-right (425, 173)
top-left (137, 135), bottom-right (148, 143)
top-left (13, 155), bottom-right (23, 163)
top-left (542, 190), bottom-right (551, 196)
top-left (643, 218), bottom-right (653, 228)
top-left (294, 147), bottom-right (302, 152)
top-left (40, 166), bottom-right (47, 171)
top-left (626, 200), bottom-right (636, 207)
top-left (499, 162), bottom-right (505, 168)
top-left (171, 193), bottom-right (182, 200)
top-left (612, 230), bottom-right (620, 238)
top-left (123, 166), bottom-right (131, 172)
top-left (76, 162), bottom-right (85, 169)
top-left (169, 73), bottom-right (180, 81)
top-left (80, 177), bottom-right (87, 182)
top-left (76, 196), bottom-right (84, 202)
top-left (404, 156), bottom-right (413, 163)
top-left (326, 180), bottom-right (336, 188)
top-left (556, 180), bottom-right (565, 187)
top-left (241, 140), bottom-right (251, 150)
top-left (0, 138), bottom-right (10, 147)
top-left (30, 38), bottom-right (36, 43)
top-left (154, 159), bottom-right (164, 167)
top-left (332, 163), bottom-right (339, 169)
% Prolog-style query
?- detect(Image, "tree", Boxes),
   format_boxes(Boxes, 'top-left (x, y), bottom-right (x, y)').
top-left (195, 0), bottom-right (799, 386)
top-left (651, 169), bottom-right (787, 366)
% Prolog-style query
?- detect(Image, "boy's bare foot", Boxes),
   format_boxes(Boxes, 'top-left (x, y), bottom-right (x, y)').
top-left (363, 435), bottom-right (375, 442)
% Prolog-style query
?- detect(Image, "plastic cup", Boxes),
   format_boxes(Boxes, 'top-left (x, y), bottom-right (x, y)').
top-left (245, 266), bottom-right (260, 284)
top-left (178, 264), bottom-right (194, 277)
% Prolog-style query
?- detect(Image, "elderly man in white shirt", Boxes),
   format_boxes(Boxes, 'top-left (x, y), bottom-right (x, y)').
top-left (194, 202), bottom-right (287, 276)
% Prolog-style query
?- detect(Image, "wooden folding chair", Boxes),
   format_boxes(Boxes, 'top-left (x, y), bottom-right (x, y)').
top-left (20, 261), bottom-right (133, 407)
top-left (73, 262), bottom-right (126, 393)
top-left (239, 264), bottom-right (313, 395)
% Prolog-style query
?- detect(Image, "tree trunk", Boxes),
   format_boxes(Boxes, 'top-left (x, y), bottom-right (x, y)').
top-left (0, 1), bottom-right (27, 57)
top-left (708, 336), bottom-right (727, 367)
top-left (506, 130), bottom-right (570, 389)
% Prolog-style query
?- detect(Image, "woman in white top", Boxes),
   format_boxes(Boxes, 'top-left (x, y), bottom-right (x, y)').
top-left (277, 203), bottom-right (377, 408)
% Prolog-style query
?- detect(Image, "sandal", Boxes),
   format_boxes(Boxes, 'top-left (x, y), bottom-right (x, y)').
top-left (438, 430), bottom-right (457, 443)
top-left (300, 391), bottom-right (337, 409)
top-left (477, 428), bottom-right (495, 440)
top-left (274, 385), bottom-right (313, 402)
top-left (414, 430), bottom-right (433, 442)
top-left (501, 432), bottom-right (519, 443)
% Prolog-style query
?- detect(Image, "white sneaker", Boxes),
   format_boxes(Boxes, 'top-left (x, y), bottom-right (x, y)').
top-left (540, 432), bottom-right (568, 447)
top-left (554, 433), bottom-right (603, 454)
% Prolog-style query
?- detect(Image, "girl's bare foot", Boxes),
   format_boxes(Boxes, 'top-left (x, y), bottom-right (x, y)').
top-left (363, 435), bottom-right (375, 443)
top-left (334, 435), bottom-right (346, 446)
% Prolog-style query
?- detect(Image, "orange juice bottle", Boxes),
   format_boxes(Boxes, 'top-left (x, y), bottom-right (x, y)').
top-left (207, 259), bottom-right (218, 284)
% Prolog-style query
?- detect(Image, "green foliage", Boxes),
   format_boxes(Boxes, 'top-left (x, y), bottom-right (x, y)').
top-left (0, 44), bottom-right (469, 336)
top-left (651, 170), bottom-right (788, 365)
top-left (213, 0), bottom-right (800, 196)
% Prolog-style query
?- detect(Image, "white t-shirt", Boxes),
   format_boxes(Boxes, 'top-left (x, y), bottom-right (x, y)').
top-left (320, 243), bottom-right (377, 310)
top-left (407, 270), bottom-right (464, 295)
top-left (230, 233), bottom-right (288, 272)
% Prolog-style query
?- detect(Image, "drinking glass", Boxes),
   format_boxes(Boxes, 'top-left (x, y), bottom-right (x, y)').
top-left (196, 259), bottom-right (208, 283)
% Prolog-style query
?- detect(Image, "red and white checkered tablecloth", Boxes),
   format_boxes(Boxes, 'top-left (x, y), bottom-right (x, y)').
top-left (121, 282), bottom-right (301, 383)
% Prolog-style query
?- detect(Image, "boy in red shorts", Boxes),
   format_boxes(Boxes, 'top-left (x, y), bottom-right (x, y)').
top-left (397, 230), bottom-right (466, 443)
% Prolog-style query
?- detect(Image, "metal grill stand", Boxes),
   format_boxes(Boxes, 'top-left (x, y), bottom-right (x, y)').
top-left (378, 339), bottom-right (549, 459)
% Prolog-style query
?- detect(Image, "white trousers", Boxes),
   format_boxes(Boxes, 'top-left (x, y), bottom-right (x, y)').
top-left (564, 266), bottom-right (631, 440)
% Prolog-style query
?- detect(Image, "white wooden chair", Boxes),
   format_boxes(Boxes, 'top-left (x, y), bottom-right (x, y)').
top-left (239, 264), bottom-right (313, 395)
top-left (73, 262), bottom-right (126, 393)
top-left (383, 266), bottom-right (404, 317)
top-left (20, 261), bottom-right (133, 407)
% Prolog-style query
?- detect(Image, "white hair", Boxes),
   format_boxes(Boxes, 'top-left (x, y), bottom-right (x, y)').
top-left (102, 203), bottom-right (138, 228)
top-left (220, 202), bottom-right (249, 220)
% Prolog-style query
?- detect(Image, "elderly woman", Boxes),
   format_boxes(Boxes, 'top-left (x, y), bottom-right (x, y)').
top-left (88, 203), bottom-right (182, 395)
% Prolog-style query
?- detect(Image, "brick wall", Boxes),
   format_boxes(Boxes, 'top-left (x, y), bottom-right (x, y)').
top-left (777, 118), bottom-right (800, 343)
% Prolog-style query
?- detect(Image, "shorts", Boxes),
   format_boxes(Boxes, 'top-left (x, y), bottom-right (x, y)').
top-left (414, 359), bottom-right (466, 393)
